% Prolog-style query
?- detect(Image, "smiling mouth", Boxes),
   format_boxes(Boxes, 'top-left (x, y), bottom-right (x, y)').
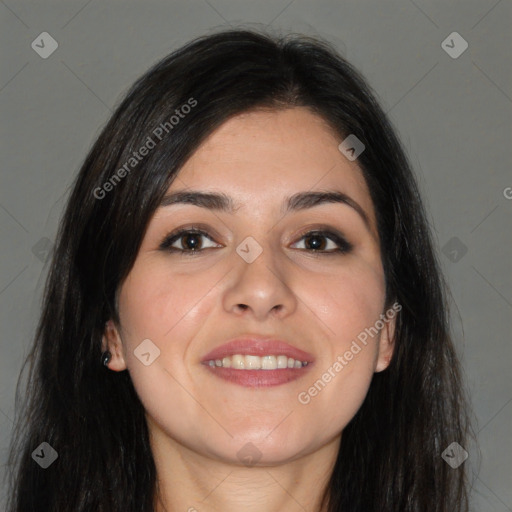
top-left (201, 354), bottom-right (313, 388)
top-left (200, 336), bottom-right (314, 387)
top-left (203, 354), bottom-right (309, 370)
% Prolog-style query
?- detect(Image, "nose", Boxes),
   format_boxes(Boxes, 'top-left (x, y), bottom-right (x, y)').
top-left (222, 242), bottom-right (298, 321)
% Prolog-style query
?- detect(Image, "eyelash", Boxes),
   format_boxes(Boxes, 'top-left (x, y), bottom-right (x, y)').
top-left (159, 226), bottom-right (353, 257)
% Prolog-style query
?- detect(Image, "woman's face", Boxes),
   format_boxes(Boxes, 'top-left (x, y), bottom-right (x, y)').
top-left (104, 107), bottom-right (395, 465)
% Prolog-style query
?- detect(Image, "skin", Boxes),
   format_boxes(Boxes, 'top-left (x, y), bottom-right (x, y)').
top-left (102, 107), bottom-right (396, 512)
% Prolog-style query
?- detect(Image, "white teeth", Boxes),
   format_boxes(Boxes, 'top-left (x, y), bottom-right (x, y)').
top-left (245, 355), bottom-right (261, 369)
top-left (277, 355), bottom-right (288, 368)
top-left (231, 354), bottom-right (245, 369)
top-left (205, 354), bottom-right (309, 369)
top-left (261, 355), bottom-right (276, 369)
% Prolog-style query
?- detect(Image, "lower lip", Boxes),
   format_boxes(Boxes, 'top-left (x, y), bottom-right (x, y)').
top-left (202, 364), bottom-right (313, 387)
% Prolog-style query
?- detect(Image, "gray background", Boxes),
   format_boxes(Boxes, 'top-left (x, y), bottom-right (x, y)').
top-left (1, 0), bottom-right (511, 510)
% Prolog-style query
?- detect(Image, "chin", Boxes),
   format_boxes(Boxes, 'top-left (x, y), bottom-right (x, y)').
top-left (213, 430), bottom-right (314, 467)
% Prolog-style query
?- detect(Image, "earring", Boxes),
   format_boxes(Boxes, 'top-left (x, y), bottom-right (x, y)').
top-left (101, 350), bottom-right (112, 367)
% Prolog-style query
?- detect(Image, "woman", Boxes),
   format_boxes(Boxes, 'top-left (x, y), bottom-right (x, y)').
top-left (6, 28), bottom-right (473, 511)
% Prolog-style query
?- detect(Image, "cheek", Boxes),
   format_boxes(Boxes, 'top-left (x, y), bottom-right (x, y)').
top-left (305, 257), bottom-right (386, 351)
top-left (118, 258), bottom-right (224, 343)
top-left (293, 259), bottom-right (385, 433)
top-left (115, 266), bottom-right (228, 450)
top-left (116, 259), bottom-right (228, 399)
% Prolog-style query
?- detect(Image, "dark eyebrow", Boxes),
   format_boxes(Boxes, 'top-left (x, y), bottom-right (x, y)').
top-left (159, 189), bottom-right (371, 231)
top-left (159, 190), bottom-right (234, 210)
top-left (284, 190), bottom-right (371, 230)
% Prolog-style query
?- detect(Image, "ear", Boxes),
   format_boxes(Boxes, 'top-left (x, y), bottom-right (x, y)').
top-left (101, 319), bottom-right (128, 371)
top-left (375, 313), bottom-right (397, 373)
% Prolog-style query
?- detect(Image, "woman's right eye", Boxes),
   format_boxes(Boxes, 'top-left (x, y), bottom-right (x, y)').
top-left (159, 229), bottom-right (222, 254)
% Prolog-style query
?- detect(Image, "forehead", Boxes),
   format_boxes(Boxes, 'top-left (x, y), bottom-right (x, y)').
top-left (169, 107), bottom-right (377, 230)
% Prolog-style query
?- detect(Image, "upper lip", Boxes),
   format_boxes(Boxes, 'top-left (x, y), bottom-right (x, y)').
top-left (201, 335), bottom-right (315, 363)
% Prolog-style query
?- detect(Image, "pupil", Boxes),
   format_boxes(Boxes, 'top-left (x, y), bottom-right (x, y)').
top-left (184, 234), bottom-right (200, 250)
top-left (307, 235), bottom-right (324, 250)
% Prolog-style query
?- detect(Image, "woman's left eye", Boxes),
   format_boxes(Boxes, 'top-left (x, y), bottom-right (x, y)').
top-left (291, 230), bottom-right (353, 254)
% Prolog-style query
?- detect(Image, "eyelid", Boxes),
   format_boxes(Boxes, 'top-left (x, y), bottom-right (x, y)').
top-left (290, 223), bottom-right (351, 243)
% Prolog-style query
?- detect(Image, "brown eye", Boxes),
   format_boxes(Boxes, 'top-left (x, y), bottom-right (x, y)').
top-left (291, 230), bottom-right (353, 254)
top-left (159, 229), bottom-right (221, 253)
